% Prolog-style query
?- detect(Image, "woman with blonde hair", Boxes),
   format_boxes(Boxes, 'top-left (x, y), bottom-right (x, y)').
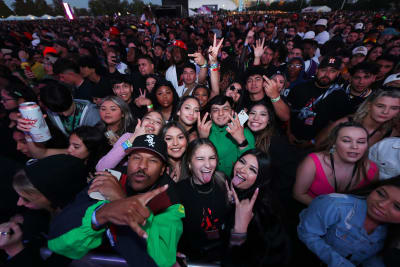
top-left (316, 89), bottom-right (400, 147)
top-left (98, 95), bottom-right (135, 145)
top-left (294, 121), bottom-right (379, 206)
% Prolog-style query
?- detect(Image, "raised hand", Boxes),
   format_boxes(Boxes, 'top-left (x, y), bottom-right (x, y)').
top-left (188, 52), bottom-right (207, 66)
top-left (95, 184), bottom-right (169, 238)
top-left (263, 75), bottom-right (280, 99)
top-left (134, 88), bottom-right (152, 107)
top-left (208, 34), bottom-right (224, 64)
top-left (225, 113), bottom-right (245, 145)
top-left (128, 119), bottom-right (146, 144)
top-left (88, 171), bottom-right (126, 201)
top-left (232, 186), bottom-right (259, 234)
top-left (252, 38), bottom-right (265, 58)
top-left (197, 112), bottom-right (212, 138)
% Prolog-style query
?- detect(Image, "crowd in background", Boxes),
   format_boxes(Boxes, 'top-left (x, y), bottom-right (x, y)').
top-left (1, 8), bottom-right (400, 267)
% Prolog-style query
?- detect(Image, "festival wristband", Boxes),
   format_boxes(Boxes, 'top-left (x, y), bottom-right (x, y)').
top-left (122, 140), bottom-right (132, 150)
top-left (91, 203), bottom-right (106, 230)
top-left (200, 60), bottom-right (208, 68)
top-left (270, 95), bottom-right (281, 103)
top-left (147, 104), bottom-right (154, 109)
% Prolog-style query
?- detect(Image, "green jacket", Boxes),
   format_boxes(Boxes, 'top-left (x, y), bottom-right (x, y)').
top-left (209, 123), bottom-right (255, 177)
top-left (48, 201), bottom-right (185, 267)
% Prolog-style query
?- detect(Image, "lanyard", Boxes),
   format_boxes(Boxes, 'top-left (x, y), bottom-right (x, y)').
top-left (329, 153), bottom-right (357, 193)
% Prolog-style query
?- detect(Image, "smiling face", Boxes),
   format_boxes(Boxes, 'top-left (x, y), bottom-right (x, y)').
top-left (368, 96), bottom-right (400, 123)
top-left (100, 100), bottom-right (123, 127)
top-left (177, 98), bottom-right (200, 126)
top-left (248, 104), bottom-right (269, 132)
top-left (156, 86), bottom-right (174, 108)
top-left (232, 154), bottom-right (258, 190)
top-left (190, 144), bottom-right (217, 185)
top-left (210, 101), bottom-right (232, 127)
top-left (225, 83), bottom-right (242, 103)
top-left (113, 82), bottom-right (133, 103)
top-left (164, 127), bottom-right (188, 159)
top-left (142, 111), bottom-right (164, 134)
top-left (334, 126), bottom-right (368, 163)
top-left (367, 185), bottom-right (400, 224)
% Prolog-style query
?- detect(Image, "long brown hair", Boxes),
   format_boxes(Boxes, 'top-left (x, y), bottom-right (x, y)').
top-left (353, 89), bottom-right (400, 133)
top-left (248, 102), bottom-right (275, 154)
top-left (318, 121), bottom-right (370, 192)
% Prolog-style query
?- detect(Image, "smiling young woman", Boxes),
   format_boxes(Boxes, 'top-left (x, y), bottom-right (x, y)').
top-left (298, 177), bottom-right (400, 267)
top-left (294, 121), bottom-right (379, 206)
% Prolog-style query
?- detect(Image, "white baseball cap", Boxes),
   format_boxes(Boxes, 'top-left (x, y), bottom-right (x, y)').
top-left (315, 19), bottom-right (328, 27)
top-left (352, 46), bottom-right (368, 56)
top-left (383, 73), bottom-right (400, 86)
top-left (355, 23), bottom-right (364, 30)
top-left (303, 31), bottom-right (315, 40)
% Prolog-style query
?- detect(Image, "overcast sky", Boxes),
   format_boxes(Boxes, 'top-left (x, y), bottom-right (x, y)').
top-left (5, 0), bottom-right (162, 10)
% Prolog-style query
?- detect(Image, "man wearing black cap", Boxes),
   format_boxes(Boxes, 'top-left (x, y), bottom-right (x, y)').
top-left (286, 56), bottom-right (344, 145)
top-left (48, 134), bottom-right (184, 267)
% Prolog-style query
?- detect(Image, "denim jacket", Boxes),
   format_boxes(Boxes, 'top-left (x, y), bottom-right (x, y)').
top-left (298, 193), bottom-right (387, 267)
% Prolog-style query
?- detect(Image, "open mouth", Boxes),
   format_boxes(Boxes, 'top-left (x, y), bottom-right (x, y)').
top-left (200, 169), bottom-right (212, 183)
top-left (145, 126), bottom-right (155, 133)
top-left (232, 173), bottom-right (246, 186)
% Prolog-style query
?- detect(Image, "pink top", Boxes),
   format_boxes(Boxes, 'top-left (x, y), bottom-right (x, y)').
top-left (307, 153), bottom-right (377, 198)
top-left (95, 132), bottom-right (132, 171)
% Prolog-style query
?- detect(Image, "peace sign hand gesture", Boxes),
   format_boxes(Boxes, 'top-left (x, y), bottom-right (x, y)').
top-left (208, 34), bottom-right (224, 64)
top-left (232, 185), bottom-right (259, 234)
top-left (134, 88), bottom-right (152, 107)
top-left (197, 112), bottom-right (212, 138)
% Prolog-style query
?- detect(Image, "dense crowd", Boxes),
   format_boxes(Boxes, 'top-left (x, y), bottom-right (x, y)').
top-left (1, 8), bottom-right (400, 267)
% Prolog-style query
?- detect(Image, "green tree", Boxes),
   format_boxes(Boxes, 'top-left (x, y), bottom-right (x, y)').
top-left (13, 0), bottom-right (28, 15)
top-left (0, 0), bottom-right (13, 17)
top-left (51, 0), bottom-right (65, 16)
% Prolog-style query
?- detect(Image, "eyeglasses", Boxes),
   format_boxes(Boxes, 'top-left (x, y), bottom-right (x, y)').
top-left (288, 64), bottom-right (302, 69)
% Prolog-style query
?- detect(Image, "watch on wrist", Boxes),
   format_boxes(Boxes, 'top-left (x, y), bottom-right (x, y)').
top-left (238, 139), bottom-right (248, 148)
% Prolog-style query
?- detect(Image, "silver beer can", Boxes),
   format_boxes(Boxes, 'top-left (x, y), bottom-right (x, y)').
top-left (19, 102), bottom-right (52, 142)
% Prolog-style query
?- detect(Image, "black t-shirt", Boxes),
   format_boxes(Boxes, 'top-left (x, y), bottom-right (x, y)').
top-left (326, 85), bottom-right (369, 117)
top-left (176, 178), bottom-right (230, 261)
top-left (128, 99), bottom-right (147, 120)
top-left (92, 76), bottom-right (113, 98)
top-left (287, 80), bottom-right (344, 140)
top-left (75, 79), bottom-right (95, 101)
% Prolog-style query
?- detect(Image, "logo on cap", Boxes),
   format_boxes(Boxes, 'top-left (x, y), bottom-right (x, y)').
top-left (145, 135), bottom-right (155, 147)
top-left (329, 58), bottom-right (336, 64)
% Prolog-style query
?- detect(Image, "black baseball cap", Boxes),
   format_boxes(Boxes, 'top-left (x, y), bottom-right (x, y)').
top-left (319, 56), bottom-right (342, 70)
top-left (126, 134), bottom-right (168, 162)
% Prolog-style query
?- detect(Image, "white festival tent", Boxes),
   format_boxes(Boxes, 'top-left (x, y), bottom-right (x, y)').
top-left (2, 14), bottom-right (61, 20)
top-left (301, 6), bottom-right (332, 13)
